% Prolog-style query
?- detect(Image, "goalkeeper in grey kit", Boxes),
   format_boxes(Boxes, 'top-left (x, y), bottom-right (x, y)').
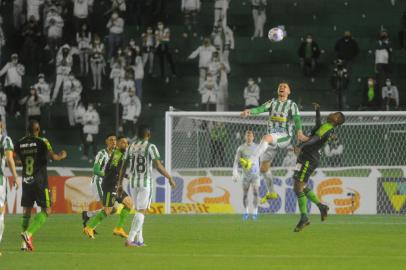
top-left (232, 130), bottom-right (260, 220)
top-left (293, 103), bottom-right (345, 232)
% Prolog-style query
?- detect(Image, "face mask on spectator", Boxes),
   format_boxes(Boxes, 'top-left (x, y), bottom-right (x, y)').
top-left (248, 80), bottom-right (254, 86)
top-left (306, 38), bottom-right (312, 43)
top-left (386, 80), bottom-right (391, 86)
top-left (39, 78), bottom-right (45, 83)
top-left (88, 105), bottom-right (94, 111)
top-left (157, 23), bottom-right (164, 30)
top-left (112, 13), bottom-right (119, 20)
top-left (367, 79), bottom-right (374, 86)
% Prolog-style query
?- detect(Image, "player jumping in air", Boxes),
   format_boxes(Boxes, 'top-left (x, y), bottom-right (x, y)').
top-left (15, 120), bottom-right (67, 251)
top-left (81, 133), bottom-right (118, 232)
top-left (83, 136), bottom-right (133, 239)
top-left (293, 103), bottom-right (345, 232)
top-left (240, 81), bottom-right (307, 203)
top-left (0, 121), bottom-right (20, 256)
top-left (121, 125), bottom-right (176, 247)
top-left (232, 130), bottom-right (260, 220)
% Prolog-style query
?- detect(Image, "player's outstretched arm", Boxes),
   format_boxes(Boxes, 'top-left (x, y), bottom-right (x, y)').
top-left (49, 150), bottom-right (67, 161)
top-left (5, 150), bottom-right (20, 189)
top-left (154, 159), bottom-right (176, 188)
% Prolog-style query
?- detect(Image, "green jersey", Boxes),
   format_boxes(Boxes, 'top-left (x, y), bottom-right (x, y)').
top-left (92, 149), bottom-right (110, 181)
top-left (249, 98), bottom-right (302, 136)
top-left (0, 135), bottom-right (14, 183)
top-left (126, 140), bottom-right (160, 188)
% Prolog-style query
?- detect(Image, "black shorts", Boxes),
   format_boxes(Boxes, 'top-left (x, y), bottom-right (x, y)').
top-left (101, 184), bottom-right (128, 207)
top-left (293, 160), bottom-right (317, 183)
top-left (21, 175), bottom-right (51, 209)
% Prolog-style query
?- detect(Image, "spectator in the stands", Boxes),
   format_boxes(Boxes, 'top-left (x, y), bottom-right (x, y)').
top-left (382, 78), bottom-right (399, 111)
top-left (132, 45), bottom-right (144, 99)
top-left (74, 97), bottom-right (87, 157)
top-left (26, 0), bottom-right (44, 22)
top-left (398, 11), bottom-right (406, 50)
top-left (298, 34), bottom-right (321, 77)
top-left (0, 53), bottom-right (25, 117)
top-left (375, 30), bottom-right (392, 84)
top-left (188, 38), bottom-right (217, 88)
top-left (211, 22), bottom-right (234, 67)
top-left (120, 89), bottom-right (141, 137)
top-left (0, 16), bottom-right (5, 65)
top-left (21, 16), bottom-right (42, 75)
top-left (214, 0), bottom-right (229, 28)
top-left (19, 86), bottom-right (43, 125)
top-left (251, 0), bottom-right (267, 39)
top-left (155, 21), bottom-right (176, 82)
top-left (63, 72), bottom-right (83, 127)
top-left (0, 84), bottom-right (7, 130)
top-left (111, 0), bottom-right (126, 14)
top-left (82, 103), bottom-right (100, 160)
top-left (73, 0), bottom-right (94, 31)
top-left (34, 73), bottom-right (51, 105)
top-left (13, 0), bottom-right (24, 30)
top-left (116, 69), bottom-right (135, 103)
top-left (324, 134), bottom-right (343, 167)
top-left (199, 74), bottom-right (218, 111)
top-left (181, 0), bottom-right (201, 37)
top-left (107, 11), bottom-right (124, 59)
top-left (330, 59), bottom-right (349, 110)
top-left (208, 51), bottom-right (229, 84)
top-left (217, 62), bottom-right (229, 111)
top-left (362, 77), bottom-right (381, 110)
top-left (45, 5), bottom-right (64, 56)
top-left (142, 27), bottom-right (155, 75)
top-left (244, 78), bottom-right (260, 109)
top-left (110, 58), bottom-right (125, 103)
top-left (335, 31), bottom-right (359, 69)
top-left (90, 34), bottom-right (105, 90)
top-left (52, 44), bottom-right (73, 102)
top-left (76, 23), bottom-right (92, 77)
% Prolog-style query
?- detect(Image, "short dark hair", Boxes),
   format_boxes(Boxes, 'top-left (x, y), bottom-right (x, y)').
top-left (336, 112), bottom-right (345, 125)
top-left (137, 124), bottom-right (151, 138)
top-left (105, 133), bottom-right (116, 140)
top-left (28, 120), bottom-right (40, 134)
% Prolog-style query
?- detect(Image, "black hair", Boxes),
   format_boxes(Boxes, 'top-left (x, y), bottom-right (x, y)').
top-left (105, 133), bottom-right (116, 140)
top-left (28, 120), bottom-right (40, 134)
top-left (137, 124), bottom-right (151, 139)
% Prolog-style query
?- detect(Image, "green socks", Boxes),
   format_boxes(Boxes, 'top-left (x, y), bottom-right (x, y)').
top-left (88, 210), bottom-right (107, 229)
top-left (26, 211), bottom-right (47, 236)
top-left (297, 192), bottom-right (308, 219)
top-left (116, 207), bottom-right (130, 228)
top-left (22, 215), bottom-right (31, 231)
top-left (304, 187), bottom-right (321, 206)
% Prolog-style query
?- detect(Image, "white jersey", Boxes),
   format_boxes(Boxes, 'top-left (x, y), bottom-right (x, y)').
top-left (126, 140), bottom-right (160, 188)
top-left (233, 143), bottom-right (259, 179)
top-left (0, 134), bottom-right (13, 181)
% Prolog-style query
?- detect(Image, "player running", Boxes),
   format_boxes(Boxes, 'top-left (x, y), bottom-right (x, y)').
top-left (232, 130), bottom-right (260, 220)
top-left (122, 125), bottom-right (176, 247)
top-left (81, 134), bottom-right (116, 230)
top-left (240, 81), bottom-right (307, 203)
top-left (15, 120), bottom-right (67, 251)
top-left (83, 136), bottom-right (133, 239)
top-left (293, 103), bottom-right (345, 232)
top-left (0, 121), bottom-right (20, 256)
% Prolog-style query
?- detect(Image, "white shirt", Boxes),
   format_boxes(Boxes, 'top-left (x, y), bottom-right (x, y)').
top-left (0, 91), bottom-right (7, 115)
top-left (121, 95), bottom-right (141, 121)
top-left (34, 81), bottom-right (51, 103)
top-left (199, 80), bottom-right (219, 103)
top-left (133, 56), bottom-right (144, 79)
top-left (244, 84), bottom-right (260, 107)
top-left (282, 151), bottom-right (297, 167)
top-left (189, 45), bottom-right (217, 68)
top-left (83, 109), bottom-right (100, 134)
top-left (63, 79), bottom-right (82, 103)
top-left (26, 0), bottom-right (44, 21)
top-left (182, 0), bottom-right (201, 11)
top-left (324, 144), bottom-right (344, 157)
top-left (0, 62), bottom-right (25, 88)
top-left (107, 17), bottom-right (124, 34)
top-left (74, 0), bottom-right (94, 18)
top-left (382, 85), bottom-right (399, 106)
top-left (46, 13), bottom-right (64, 38)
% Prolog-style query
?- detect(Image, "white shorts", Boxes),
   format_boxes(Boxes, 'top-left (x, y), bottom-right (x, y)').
top-left (261, 132), bottom-right (292, 162)
top-left (0, 176), bottom-right (6, 208)
top-left (90, 177), bottom-right (103, 202)
top-left (242, 175), bottom-right (260, 190)
top-left (131, 187), bottom-right (152, 211)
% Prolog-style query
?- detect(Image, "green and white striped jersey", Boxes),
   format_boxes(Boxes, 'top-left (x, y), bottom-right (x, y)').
top-left (126, 140), bottom-right (160, 188)
top-left (250, 98), bottom-right (302, 136)
top-left (92, 148), bottom-right (110, 182)
top-left (0, 135), bottom-right (14, 178)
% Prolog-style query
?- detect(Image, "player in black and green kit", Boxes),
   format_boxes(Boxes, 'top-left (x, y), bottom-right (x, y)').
top-left (83, 136), bottom-right (133, 239)
top-left (293, 103), bottom-right (345, 232)
top-left (15, 120), bottom-right (67, 251)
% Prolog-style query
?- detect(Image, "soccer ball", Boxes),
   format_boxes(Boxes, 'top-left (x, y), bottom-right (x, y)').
top-left (268, 27), bottom-right (286, 42)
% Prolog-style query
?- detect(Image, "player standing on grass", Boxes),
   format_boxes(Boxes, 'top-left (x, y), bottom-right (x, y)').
top-left (0, 121), bottom-right (20, 256)
top-left (232, 130), bottom-right (260, 220)
top-left (293, 103), bottom-right (345, 232)
top-left (83, 136), bottom-right (133, 239)
top-left (240, 81), bottom-right (307, 203)
top-left (82, 134), bottom-right (116, 228)
top-left (15, 120), bottom-right (67, 251)
top-left (122, 125), bottom-right (176, 247)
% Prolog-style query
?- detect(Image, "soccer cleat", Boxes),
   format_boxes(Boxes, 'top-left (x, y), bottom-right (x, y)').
top-left (125, 241), bottom-right (139, 247)
top-left (293, 218), bottom-right (310, 232)
top-left (239, 158), bottom-right (252, 171)
top-left (260, 192), bottom-right (278, 204)
top-left (319, 204), bottom-right (329, 222)
top-left (113, 227), bottom-right (129, 238)
top-left (242, 213), bottom-right (249, 221)
top-left (81, 211), bottom-right (89, 228)
top-left (83, 227), bottom-right (95, 239)
top-left (20, 241), bottom-right (28, 251)
top-left (136, 242), bottom-right (146, 247)
top-left (252, 214), bottom-right (258, 221)
top-left (21, 231), bottom-right (34, 251)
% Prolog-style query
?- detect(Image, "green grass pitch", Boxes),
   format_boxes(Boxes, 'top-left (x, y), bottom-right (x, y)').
top-left (1, 214), bottom-right (405, 270)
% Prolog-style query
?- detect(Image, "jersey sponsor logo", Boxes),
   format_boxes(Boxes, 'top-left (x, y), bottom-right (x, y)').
top-left (186, 177), bottom-right (230, 204)
top-left (20, 142), bottom-right (37, 148)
